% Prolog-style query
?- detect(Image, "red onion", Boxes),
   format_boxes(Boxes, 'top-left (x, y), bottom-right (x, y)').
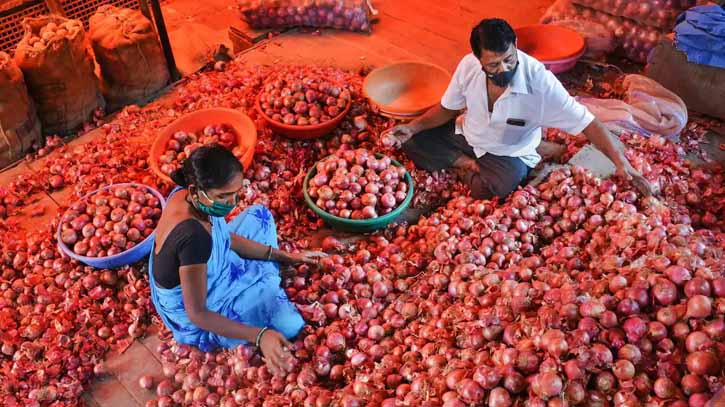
top-left (487, 387), bottom-right (512, 407)
top-left (681, 374), bottom-right (708, 395)
top-left (686, 295), bottom-right (712, 318)
top-left (654, 377), bottom-right (677, 399)
top-left (449, 379), bottom-right (480, 403)
top-left (156, 380), bottom-right (174, 397)
top-left (531, 372), bottom-right (562, 399)
top-left (652, 278), bottom-right (678, 305)
top-left (685, 351), bottom-right (720, 376)
top-left (612, 359), bottom-right (635, 381)
top-left (139, 374), bottom-right (154, 390)
top-left (685, 277), bottom-right (711, 298)
top-left (622, 317), bottom-right (647, 343)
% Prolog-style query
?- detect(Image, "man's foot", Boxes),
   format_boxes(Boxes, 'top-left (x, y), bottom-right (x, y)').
top-left (452, 167), bottom-right (473, 185)
top-left (452, 156), bottom-right (480, 174)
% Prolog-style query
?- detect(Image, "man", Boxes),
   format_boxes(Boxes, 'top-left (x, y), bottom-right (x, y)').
top-left (386, 18), bottom-right (654, 199)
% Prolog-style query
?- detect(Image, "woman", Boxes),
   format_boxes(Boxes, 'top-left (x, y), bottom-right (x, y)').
top-left (149, 144), bottom-right (324, 373)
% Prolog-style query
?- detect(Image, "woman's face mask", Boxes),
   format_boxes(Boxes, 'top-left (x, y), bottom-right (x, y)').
top-left (196, 189), bottom-right (238, 217)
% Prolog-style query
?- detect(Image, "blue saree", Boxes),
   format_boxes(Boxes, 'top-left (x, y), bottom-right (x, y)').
top-left (149, 189), bottom-right (304, 352)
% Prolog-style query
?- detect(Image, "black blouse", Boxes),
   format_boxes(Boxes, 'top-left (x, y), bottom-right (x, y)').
top-left (152, 219), bottom-right (212, 289)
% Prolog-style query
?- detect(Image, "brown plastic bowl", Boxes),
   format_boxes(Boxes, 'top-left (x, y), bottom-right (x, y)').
top-left (255, 92), bottom-right (351, 140)
top-left (363, 61), bottom-right (451, 116)
top-left (149, 108), bottom-right (257, 184)
top-left (515, 24), bottom-right (586, 62)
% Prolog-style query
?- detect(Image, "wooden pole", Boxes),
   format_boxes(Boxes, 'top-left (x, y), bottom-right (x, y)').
top-left (148, 0), bottom-right (180, 81)
top-left (44, 0), bottom-right (65, 16)
top-left (138, 0), bottom-right (152, 23)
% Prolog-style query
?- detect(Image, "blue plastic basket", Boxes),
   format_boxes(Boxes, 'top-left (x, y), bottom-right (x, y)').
top-left (56, 183), bottom-right (166, 269)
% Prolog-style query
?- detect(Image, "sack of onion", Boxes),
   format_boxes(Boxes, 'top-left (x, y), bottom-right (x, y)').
top-left (238, 0), bottom-right (377, 33)
top-left (540, 0), bottom-right (667, 62)
top-left (89, 6), bottom-right (169, 110)
top-left (0, 51), bottom-right (41, 168)
top-left (14, 16), bottom-right (105, 134)
top-left (572, 0), bottom-right (696, 31)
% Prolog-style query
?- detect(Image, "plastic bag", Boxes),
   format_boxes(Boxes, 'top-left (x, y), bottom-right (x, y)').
top-left (622, 74), bottom-right (688, 137)
top-left (0, 52), bottom-right (41, 168)
top-left (572, 0), bottom-right (697, 30)
top-left (14, 16), bottom-right (104, 135)
top-left (541, 0), bottom-right (666, 62)
top-left (90, 6), bottom-right (169, 110)
top-left (238, 0), bottom-right (376, 32)
top-left (578, 74), bottom-right (688, 138)
top-left (550, 19), bottom-right (615, 59)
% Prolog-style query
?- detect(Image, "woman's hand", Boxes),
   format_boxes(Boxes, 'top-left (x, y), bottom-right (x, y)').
top-left (285, 250), bottom-right (328, 265)
top-left (259, 329), bottom-right (294, 375)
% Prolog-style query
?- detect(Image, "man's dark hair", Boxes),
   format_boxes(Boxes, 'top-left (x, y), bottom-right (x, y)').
top-left (470, 18), bottom-right (517, 57)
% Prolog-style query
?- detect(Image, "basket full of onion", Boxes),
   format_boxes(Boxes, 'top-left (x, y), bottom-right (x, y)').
top-left (255, 76), bottom-right (352, 140)
top-left (303, 149), bottom-right (414, 232)
top-left (56, 183), bottom-right (166, 268)
top-left (149, 108), bottom-right (257, 185)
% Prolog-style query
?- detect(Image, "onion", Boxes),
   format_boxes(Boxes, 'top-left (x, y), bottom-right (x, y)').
top-left (653, 278), bottom-right (678, 305)
top-left (487, 387), bottom-right (512, 407)
top-left (139, 374), bottom-right (154, 390)
top-left (156, 380), bottom-right (174, 397)
top-left (685, 351), bottom-right (720, 375)
top-left (622, 317), bottom-right (647, 342)
top-left (531, 372), bottom-right (562, 399)
top-left (681, 374), bottom-right (707, 395)
top-left (326, 332), bottom-right (345, 352)
top-left (612, 359), bottom-right (635, 380)
top-left (686, 295), bottom-right (712, 318)
top-left (654, 377), bottom-right (677, 399)
top-left (684, 277), bottom-right (711, 298)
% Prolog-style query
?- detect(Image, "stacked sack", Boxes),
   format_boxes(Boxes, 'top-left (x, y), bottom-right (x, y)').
top-left (238, 0), bottom-right (377, 33)
top-left (14, 16), bottom-right (104, 135)
top-left (89, 5), bottom-right (169, 110)
top-left (0, 51), bottom-right (41, 168)
top-left (541, 0), bottom-right (697, 62)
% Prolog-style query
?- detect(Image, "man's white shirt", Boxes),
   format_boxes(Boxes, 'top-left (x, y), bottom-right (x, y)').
top-left (441, 50), bottom-right (595, 168)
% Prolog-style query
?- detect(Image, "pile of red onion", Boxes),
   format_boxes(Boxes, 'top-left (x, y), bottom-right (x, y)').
top-left (59, 185), bottom-right (162, 257)
top-left (307, 149), bottom-right (409, 219)
top-left (0, 59), bottom-right (722, 407)
top-left (158, 124), bottom-right (240, 176)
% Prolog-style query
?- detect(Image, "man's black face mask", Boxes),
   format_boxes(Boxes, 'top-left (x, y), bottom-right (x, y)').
top-left (483, 61), bottom-right (519, 87)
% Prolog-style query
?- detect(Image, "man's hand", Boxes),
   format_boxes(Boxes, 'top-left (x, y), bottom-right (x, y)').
top-left (286, 250), bottom-right (328, 265)
top-left (581, 119), bottom-right (655, 197)
top-left (382, 123), bottom-right (418, 148)
top-left (259, 329), bottom-right (294, 375)
top-left (616, 163), bottom-right (656, 197)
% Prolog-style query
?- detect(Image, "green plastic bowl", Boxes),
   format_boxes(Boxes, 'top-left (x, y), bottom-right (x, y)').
top-left (303, 154), bottom-right (415, 233)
